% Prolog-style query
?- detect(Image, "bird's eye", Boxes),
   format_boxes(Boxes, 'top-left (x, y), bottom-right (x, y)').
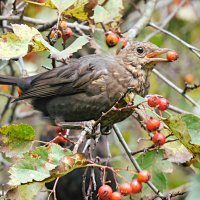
top-left (136, 47), bottom-right (144, 54)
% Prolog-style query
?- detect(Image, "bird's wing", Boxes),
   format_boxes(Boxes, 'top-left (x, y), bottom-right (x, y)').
top-left (15, 55), bottom-right (114, 100)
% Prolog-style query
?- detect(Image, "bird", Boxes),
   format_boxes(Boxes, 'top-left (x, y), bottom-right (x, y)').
top-left (0, 41), bottom-right (174, 132)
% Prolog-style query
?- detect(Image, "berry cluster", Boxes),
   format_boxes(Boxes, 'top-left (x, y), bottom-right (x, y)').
top-left (105, 31), bottom-right (128, 48)
top-left (98, 170), bottom-right (150, 200)
top-left (49, 20), bottom-right (73, 45)
top-left (145, 95), bottom-right (170, 146)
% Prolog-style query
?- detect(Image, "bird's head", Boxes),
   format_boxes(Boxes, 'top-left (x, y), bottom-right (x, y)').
top-left (119, 41), bottom-right (177, 69)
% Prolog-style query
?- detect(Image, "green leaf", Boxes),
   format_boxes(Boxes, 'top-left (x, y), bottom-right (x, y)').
top-left (137, 150), bottom-right (172, 192)
top-left (0, 24), bottom-right (88, 60)
top-left (0, 124), bottom-right (35, 158)
top-left (8, 143), bottom-right (86, 186)
top-left (6, 182), bottom-right (44, 200)
top-left (152, 169), bottom-right (167, 191)
top-left (64, 0), bottom-right (91, 21)
top-left (103, 0), bottom-right (123, 21)
top-left (186, 174), bottom-right (200, 200)
top-left (0, 24), bottom-right (45, 60)
top-left (92, 5), bottom-right (111, 23)
top-left (164, 114), bottom-right (200, 154)
top-left (8, 143), bottom-right (72, 186)
top-left (51, 0), bottom-right (77, 14)
top-left (181, 114), bottom-right (200, 145)
top-left (52, 35), bottom-right (89, 60)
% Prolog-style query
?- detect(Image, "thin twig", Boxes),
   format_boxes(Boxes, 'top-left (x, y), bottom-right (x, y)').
top-left (149, 22), bottom-right (200, 60)
top-left (113, 124), bottom-right (165, 199)
top-left (182, 83), bottom-right (200, 95)
top-left (144, 0), bottom-right (186, 41)
top-left (153, 69), bottom-right (200, 108)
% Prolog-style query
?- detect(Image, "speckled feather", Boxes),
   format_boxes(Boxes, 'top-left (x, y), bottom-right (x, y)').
top-left (0, 41), bottom-right (167, 130)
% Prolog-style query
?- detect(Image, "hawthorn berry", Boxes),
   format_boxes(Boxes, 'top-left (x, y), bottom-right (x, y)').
top-left (119, 37), bottom-right (128, 48)
top-left (59, 20), bottom-right (68, 30)
top-left (147, 95), bottom-right (160, 107)
top-left (138, 170), bottom-right (151, 183)
top-left (146, 117), bottom-right (160, 131)
top-left (130, 179), bottom-right (142, 194)
top-left (158, 98), bottom-right (169, 111)
top-left (110, 192), bottom-right (122, 200)
top-left (166, 51), bottom-right (178, 61)
top-left (105, 31), bottom-right (119, 47)
top-left (98, 185), bottom-right (113, 200)
top-left (119, 183), bottom-right (132, 196)
top-left (152, 133), bottom-right (166, 146)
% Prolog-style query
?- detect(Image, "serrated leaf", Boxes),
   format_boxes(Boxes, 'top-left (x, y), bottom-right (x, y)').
top-left (64, 0), bottom-right (91, 21)
top-left (91, 30), bottom-right (122, 55)
top-left (6, 182), bottom-right (44, 200)
top-left (164, 114), bottom-right (200, 154)
top-left (51, 0), bottom-right (77, 14)
top-left (8, 143), bottom-right (86, 186)
top-left (137, 150), bottom-right (172, 191)
top-left (92, 5), bottom-right (110, 23)
top-left (8, 144), bottom-right (72, 186)
top-left (0, 24), bottom-right (44, 60)
top-left (103, 0), bottom-right (123, 21)
top-left (164, 142), bottom-right (193, 164)
top-left (0, 124), bottom-right (35, 158)
top-left (186, 174), bottom-right (200, 200)
top-left (52, 35), bottom-right (89, 60)
top-left (0, 24), bottom-right (88, 60)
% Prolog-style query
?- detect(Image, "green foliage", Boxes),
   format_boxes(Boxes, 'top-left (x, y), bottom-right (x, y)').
top-left (8, 143), bottom-right (85, 186)
top-left (0, 124), bottom-right (35, 158)
top-left (186, 174), bottom-right (200, 200)
top-left (137, 150), bottom-right (173, 192)
top-left (165, 114), bottom-right (200, 155)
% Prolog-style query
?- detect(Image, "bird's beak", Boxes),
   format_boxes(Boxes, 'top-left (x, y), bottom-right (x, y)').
top-left (146, 48), bottom-right (174, 62)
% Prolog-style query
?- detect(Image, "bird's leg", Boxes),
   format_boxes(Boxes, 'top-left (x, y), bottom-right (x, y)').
top-left (55, 120), bottom-right (100, 138)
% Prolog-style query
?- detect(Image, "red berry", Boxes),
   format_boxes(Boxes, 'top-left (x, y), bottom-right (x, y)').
top-left (110, 192), bottom-right (122, 200)
top-left (158, 98), bottom-right (169, 111)
top-left (119, 37), bottom-right (128, 48)
top-left (105, 31), bottom-right (119, 47)
top-left (119, 183), bottom-right (132, 196)
top-left (152, 133), bottom-right (166, 146)
top-left (59, 20), bottom-right (68, 30)
top-left (166, 51), bottom-right (178, 61)
top-left (130, 179), bottom-right (142, 194)
top-left (147, 95), bottom-right (161, 107)
top-left (146, 118), bottom-right (160, 131)
top-left (98, 185), bottom-right (113, 200)
top-left (138, 170), bottom-right (151, 183)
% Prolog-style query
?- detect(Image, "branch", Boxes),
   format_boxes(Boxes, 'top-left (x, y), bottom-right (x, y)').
top-left (113, 124), bottom-right (165, 199)
top-left (124, 0), bottom-right (158, 39)
top-left (144, 0), bottom-right (187, 41)
top-left (153, 69), bottom-right (200, 108)
top-left (182, 83), bottom-right (200, 95)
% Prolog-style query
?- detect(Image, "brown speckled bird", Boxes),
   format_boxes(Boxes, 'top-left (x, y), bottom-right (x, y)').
top-left (0, 41), bottom-right (173, 132)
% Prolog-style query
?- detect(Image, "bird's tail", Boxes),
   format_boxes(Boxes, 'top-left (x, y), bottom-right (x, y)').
top-left (0, 75), bottom-right (19, 86)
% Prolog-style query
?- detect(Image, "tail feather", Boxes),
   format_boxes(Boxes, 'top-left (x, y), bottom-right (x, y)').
top-left (0, 75), bottom-right (19, 86)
